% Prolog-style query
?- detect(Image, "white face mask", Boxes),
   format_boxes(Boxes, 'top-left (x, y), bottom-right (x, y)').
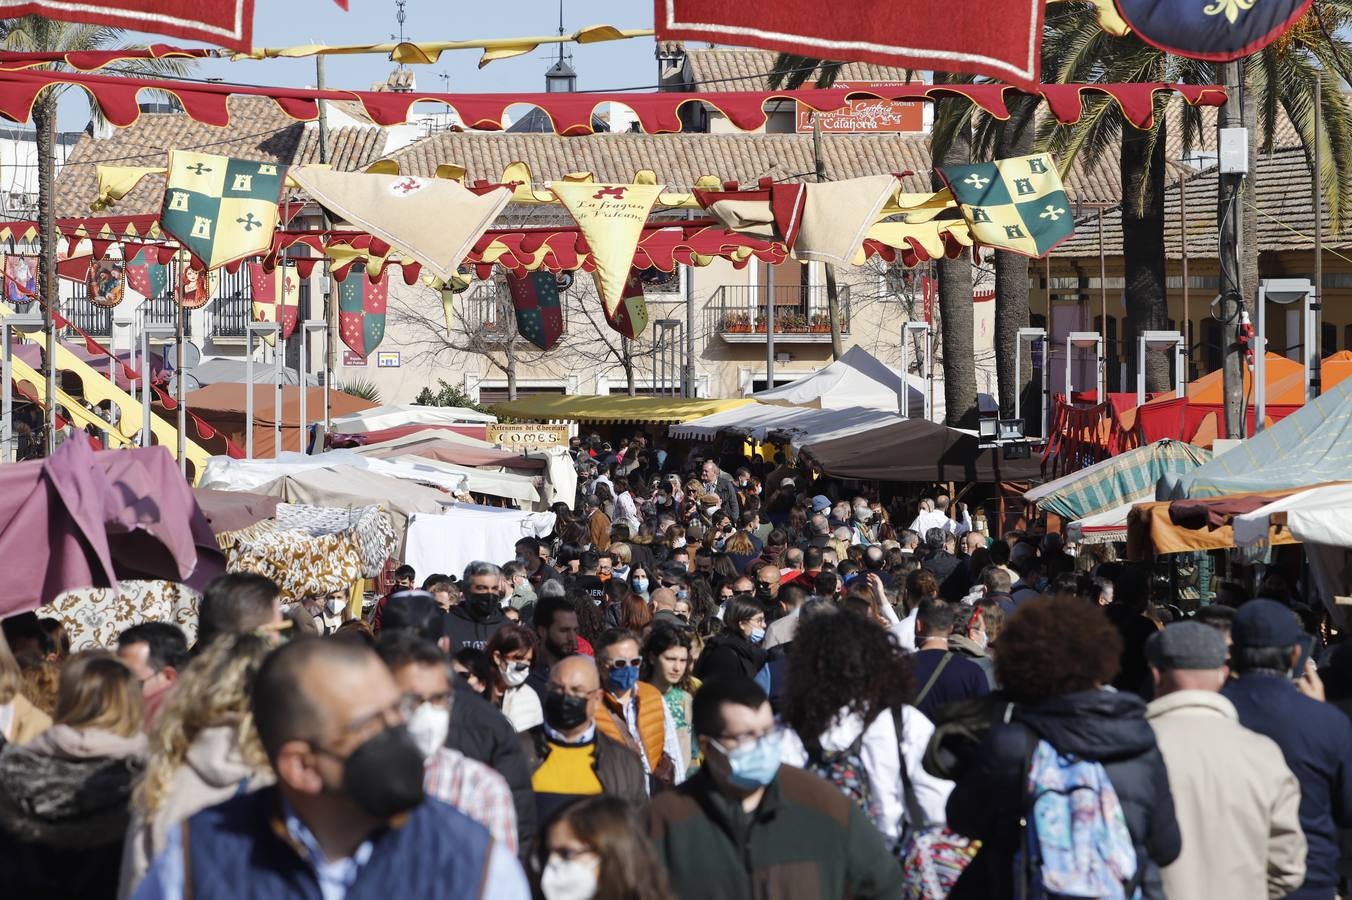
top-left (541, 855), bottom-right (599, 900)
top-left (406, 702), bottom-right (450, 761)
top-left (971, 629), bottom-right (989, 652)
top-left (502, 660), bottom-right (531, 687)
top-left (325, 596), bottom-right (345, 616)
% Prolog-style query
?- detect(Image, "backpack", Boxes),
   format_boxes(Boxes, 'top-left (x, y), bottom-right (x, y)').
top-left (802, 730), bottom-right (884, 830)
top-left (893, 706), bottom-right (979, 899)
top-left (1015, 738), bottom-right (1139, 900)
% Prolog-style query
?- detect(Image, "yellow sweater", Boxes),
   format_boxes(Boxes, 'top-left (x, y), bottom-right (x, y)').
top-left (532, 739), bottom-right (603, 797)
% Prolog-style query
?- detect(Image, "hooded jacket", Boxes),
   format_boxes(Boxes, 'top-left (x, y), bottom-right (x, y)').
top-left (947, 633), bottom-right (997, 689)
top-left (694, 630), bottom-right (766, 684)
top-left (117, 724), bottom-right (273, 900)
top-left (443, 601), bottom-right (507, 654)
top-left (0, 725), bottom-right (147, 900)
top-left (946, 689), bottom-right (1181, 900)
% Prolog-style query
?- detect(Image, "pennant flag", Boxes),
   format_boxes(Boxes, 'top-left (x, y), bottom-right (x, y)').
top-left (551, 181), bottom-right (664, 321)
top-left (937, 153), bottom-right (1073, 259)
top-left (159, 150), bottom-right (286, 270)
top-left (656, 0), bottom-right (1046, 88)
top-left (176, 263), bottom-right (217, 310)
top-left (125, 248), bottom-right (169, 299)
top-left (507, 271), bottom-right (565, 351)
top-left (694, 182), bottom-right (806, 247)
top-left (3, 254), bottom-right (36, 303)
top-left (288, 168), bottom-right (511, 282)
top-left (85, 258), bottom-right (126, 309)
top-left (441, 288), bottom-right (457, 337)
top-left (337, 264), bottom-right (388, 359)
top-left (600, 270), bottom-right (650, 341)
top-left (248, 262), bottom-right (300, 345)
top-left (1115, 0), bottom-right (1311, 60)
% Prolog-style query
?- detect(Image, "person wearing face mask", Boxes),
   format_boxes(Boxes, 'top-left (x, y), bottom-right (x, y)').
top-left (593, 629), bottom-right (686, 790)
top-left (377, 633), bottom-right (519, 855)
top-left (529, 656), bottom-right (647, 825)
top-left (536, 796), bottom-right (674, 900)
top-left (948, 602), bottom-right (997, 689)
top-left (627, 566), bottom-right (651, 602)
top-left (649, 677), bottom-right (902, 900)
top-left (694, 597), bottom-right (767, 686)
top-left (700, 460), bottom-right (740, 521)
top-left (132, 638), bottom-right (531, 900)
top-left (485, 625), bottom-right (544, 734)
top-left (444, 561), bottom-right (509, 655)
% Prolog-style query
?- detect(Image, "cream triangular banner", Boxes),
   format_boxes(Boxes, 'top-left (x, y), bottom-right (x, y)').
top-left (550, 181), bottom-right (664, 316)
top-left (290, 167), bottom-right (512, 282)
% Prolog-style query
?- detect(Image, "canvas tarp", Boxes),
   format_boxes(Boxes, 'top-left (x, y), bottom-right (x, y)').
top-left (176, 382), bottom-right (377, 457)
top-left (801, 418), bottom-right (1044, 482)
top-left (752, 346), bottom-right (914, 413)
top-left (405, 505), bottom-right (556, 585)
top-left (1177, 376), bottom-right (1352, 498)
top-left (0, 439), bottom-right (223, 615)
top-left (1231, 482), bottom-right (1352, 551)
top-left (199, 451), bottom-right (469, 494)
top-left (192, 488), bottom-right (281, 534)
top-left (1067, 503), bottom-right (1135, 545)
top-left (490, 394), bottom-right (753, 424)
top-left (354, 432), bottom-right (545, 470)
top-left (1025, 439), bottom-right (1211, 521)
top-left (1126, 487), bottom-right (1307, 558)
top-left (189, 358), bottom-right (316, 386)
top-left (329, 404), bottom-right (497, 432)
top-left (670, 402), bottom-right (903, 447)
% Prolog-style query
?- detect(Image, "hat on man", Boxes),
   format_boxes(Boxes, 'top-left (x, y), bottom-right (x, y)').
top-left (781, 477), bottom-right (797, 489)
top-left (811, 495), bottom-right (832, 513)
top-left (1231, 598), bottom-right (1305, 649)
top-left (1145, 621), bottom-right (1228, 670)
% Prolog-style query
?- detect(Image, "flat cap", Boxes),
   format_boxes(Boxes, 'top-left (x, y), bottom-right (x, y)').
top-left (1146, 621), bottom-right (1228, 670)
top-left (1231, 598), bottom-right (1305, 649)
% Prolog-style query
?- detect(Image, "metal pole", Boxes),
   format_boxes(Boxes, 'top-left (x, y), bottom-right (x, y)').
top-left (1255, 283), bottom-right (1267, 430)
top-left (2, 314), bottom-right (43, 463)
top-left (1180, 169), bottom-right (1190, 375)
top-left (765, 262), bottom-right (775, 387)
top-left (1137, 336), bottom-right (1146, 406)
top-left (1097, 207), bottom-right (1107, 361)
top-left (175, 303), bottom-right (186, 477)
top-left (139, 322), bottom-right (174, 448)
top-left (316, 55), bottom-right (337, 427)
top-left (245, 328), bottom-right (254, 459)
top-left (1312, 74), bottom-right (1323, 401)
top-left (273, 332), bottom-right (283, 457)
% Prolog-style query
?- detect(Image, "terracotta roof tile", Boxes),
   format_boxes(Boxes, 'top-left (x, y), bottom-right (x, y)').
top-left (681, 48), bottom-right (916, 91)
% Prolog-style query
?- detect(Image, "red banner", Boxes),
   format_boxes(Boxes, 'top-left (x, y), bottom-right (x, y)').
top-left (0, 1), bottom-right (256, 52)
top-left (796, 82), bottom-right (924, 133)
top-left (656, 0), bottom-right (1046, 88)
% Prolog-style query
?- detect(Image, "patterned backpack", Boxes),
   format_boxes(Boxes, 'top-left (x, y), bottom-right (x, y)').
top-left (803, 730), bottom-right (884, 830)
top-left (1015, 739), bottom-right (1139, 899)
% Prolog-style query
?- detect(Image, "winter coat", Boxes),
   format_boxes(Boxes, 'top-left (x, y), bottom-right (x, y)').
top-left (1224, 672), bottom-right (1352, 900)
top-left (443, 603), bottom-right (507, 654)
top-left (0, 725), bottom-right (147, 900)
top-left (1146, 690), bottom-right (1306, 900)
top-left (948, 634), bottom-right (997, 689)
top-left (2, 692), bottom-right (51, 744)
top-left (448, 683), bottom-right (537, 851)
top-left (946, 689), bottom-right (1181, 900)
top-left (117, 724), bottom-right (273, 900)
top-left (694, 630), bottom-right (766, 684)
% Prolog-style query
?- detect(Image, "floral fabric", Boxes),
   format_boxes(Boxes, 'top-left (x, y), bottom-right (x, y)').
top-left (38, 580), bottom-right (201, 649)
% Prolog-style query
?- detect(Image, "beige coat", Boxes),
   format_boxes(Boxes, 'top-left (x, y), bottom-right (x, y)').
top-left (1146, 690), bottom-right (1306, 900)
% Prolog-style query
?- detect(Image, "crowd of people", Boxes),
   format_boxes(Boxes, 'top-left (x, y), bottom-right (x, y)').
top-left (0, 430), bottom-right (1347, 898)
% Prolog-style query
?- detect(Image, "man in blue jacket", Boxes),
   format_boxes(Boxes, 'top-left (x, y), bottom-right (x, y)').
top-left (1223, 599), bottom-right (1352, 900)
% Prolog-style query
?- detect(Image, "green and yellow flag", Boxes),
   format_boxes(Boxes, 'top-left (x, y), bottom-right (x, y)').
top-left (160, 151), bottom-right (286, 270)
top-left (937, 153), bottom-right (1074, 259)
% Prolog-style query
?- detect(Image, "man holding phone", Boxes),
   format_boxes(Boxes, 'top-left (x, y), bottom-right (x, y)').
top-left (1223, 599), bottom-right (1352, 900)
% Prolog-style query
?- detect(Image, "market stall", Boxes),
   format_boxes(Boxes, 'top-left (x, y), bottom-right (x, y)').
top-left (802, 417), bottom-right (1043, 482)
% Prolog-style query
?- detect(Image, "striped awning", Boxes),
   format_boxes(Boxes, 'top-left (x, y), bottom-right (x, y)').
top-left (1026, 439), bottom-right (1211, 522)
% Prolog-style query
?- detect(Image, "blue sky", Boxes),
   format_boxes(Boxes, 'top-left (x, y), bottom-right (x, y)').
top-left (58, 0), bottom-right (660, 128)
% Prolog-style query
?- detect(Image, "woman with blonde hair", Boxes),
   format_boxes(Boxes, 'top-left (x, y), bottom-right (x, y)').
top-left (0, 628), bottom-right (51, 743)
top-left (0, 649), bottom-right (145, 898)
top-left (116, 633), bottom-right (273, 899)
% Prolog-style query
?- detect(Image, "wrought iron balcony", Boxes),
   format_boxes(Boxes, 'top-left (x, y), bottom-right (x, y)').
top-left (461, 280), bottom-right (567, 347)
top-left (705, 284), bottom-right (851, 344)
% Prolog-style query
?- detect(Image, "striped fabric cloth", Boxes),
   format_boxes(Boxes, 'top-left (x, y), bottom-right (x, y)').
top-left (1026, 439), bottom-right (1211, 521)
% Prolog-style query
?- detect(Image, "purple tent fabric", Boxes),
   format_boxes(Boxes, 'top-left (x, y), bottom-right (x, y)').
top-left (193, 487), bottom-right (280, 534)
top-left (0, 438), bottom-right (223, 616)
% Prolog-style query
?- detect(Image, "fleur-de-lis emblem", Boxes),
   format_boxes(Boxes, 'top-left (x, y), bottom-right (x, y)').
top-left (963, 173), bottom-right (991, 190)
top-left (1040, 204), bottom-right (1066, 222)
top-left (1203, 0), bottom-right (1255, 23)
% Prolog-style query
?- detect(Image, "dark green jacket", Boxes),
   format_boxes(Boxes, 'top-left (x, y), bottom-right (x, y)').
top-left (649, 766), bottom-right (902, 900)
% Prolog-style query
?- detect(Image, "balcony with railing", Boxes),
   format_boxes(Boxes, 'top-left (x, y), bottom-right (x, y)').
top-left (63, 285), bottom-right (193, 338)
top-left (705, 284), bottom-right (851, 344)
top-left (461, 280), bottom-right (567, 346)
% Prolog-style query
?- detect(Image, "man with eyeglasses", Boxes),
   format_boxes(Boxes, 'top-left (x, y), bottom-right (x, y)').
top-left (529, 655), bottom-right (646, 823)
top-left (649, 677), bottom-right (901, 900)
top-left (592, 628), bottom-right (686, 789)
top-left (132, 638), bottom-right (530, 899)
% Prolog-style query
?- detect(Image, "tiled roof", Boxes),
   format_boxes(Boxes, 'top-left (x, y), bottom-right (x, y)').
top-left (1056, 147), bottom-right (1336, 259)
top-left (680, 48), bottom-right (917, 91)
top-left (382, 130), bottom-right (1120, 203)
top-left (55, 97), bottom-right (384, 216)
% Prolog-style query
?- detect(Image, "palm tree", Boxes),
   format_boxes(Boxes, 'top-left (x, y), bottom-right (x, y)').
top-left (0, 17), bottom-right (190, 454)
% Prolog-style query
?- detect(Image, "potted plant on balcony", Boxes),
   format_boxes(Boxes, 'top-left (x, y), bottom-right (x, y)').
top-left (810, 312), bottom-right (831, 333)
top-left (754, 313), bottom-right (767, 333)
top-left (721, 311), bottom-right (750, 333)
top-left (780, 313), bottom-right (808, 333)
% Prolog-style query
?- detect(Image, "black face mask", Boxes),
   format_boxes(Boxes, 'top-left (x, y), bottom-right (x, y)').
top-left (543, 691), bottom-right (591, 732)
top-left (754, 584), bottom-right (774, 603)
top-left (465, 592), bottom-right (497, 619)
top-left (339, 725), bottom-right (425, 819)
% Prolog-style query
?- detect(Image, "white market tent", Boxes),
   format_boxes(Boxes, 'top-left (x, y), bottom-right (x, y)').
top-left (752, 345), bottom-right (922, 414)
top-left (329, 404), bottom-right (497, 433)
top-left (200, 451), bottom-right (470, 494)
top-left (670, 402), bottom-right (904, 448)
top-left (1066, 503), bottom-right (1136, 545)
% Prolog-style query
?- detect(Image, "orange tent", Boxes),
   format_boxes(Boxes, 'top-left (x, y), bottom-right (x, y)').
top-left (1183, 352), bottom-right (1305, 406)
top-left (1323, 350), bottom-right (1352, 393)
top-left (166, 384), bottom-right (376, 458)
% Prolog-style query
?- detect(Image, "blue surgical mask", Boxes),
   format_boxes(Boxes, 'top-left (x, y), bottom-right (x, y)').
top-left (713, 731), bottom-right (783, 790)
top-left (607, 664), bottom-right (640, 693)
top-left (632, 579), bottom-right (649, 593)
top-left (749, 626), bottom-right (766, 644)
